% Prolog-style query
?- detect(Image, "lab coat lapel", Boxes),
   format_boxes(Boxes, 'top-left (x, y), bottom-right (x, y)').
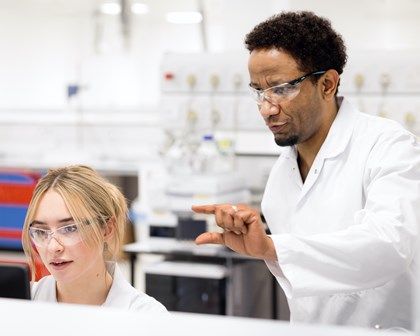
top-left (298, 152), bottom-right (326, 202)
top-left (285, 146), bottom-right (304, 189)
top-left (296, 98), bottom-right (357, 205)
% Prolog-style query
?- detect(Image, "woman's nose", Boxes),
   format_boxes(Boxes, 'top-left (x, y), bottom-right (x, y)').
top-left (47, 235), bottom-right (64, 252)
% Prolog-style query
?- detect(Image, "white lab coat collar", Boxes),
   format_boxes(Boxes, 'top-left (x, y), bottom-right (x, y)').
top-left (319, 96), bottom-right (357, 160)
top-left (102, 261), bottom-right (133, 308)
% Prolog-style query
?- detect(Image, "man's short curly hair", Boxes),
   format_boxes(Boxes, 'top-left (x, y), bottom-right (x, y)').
top-left (244, 11), bottom-right (347, 75)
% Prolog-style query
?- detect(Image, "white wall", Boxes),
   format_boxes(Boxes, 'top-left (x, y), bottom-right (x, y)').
top-left (0, 0), bottom-right (419, 110)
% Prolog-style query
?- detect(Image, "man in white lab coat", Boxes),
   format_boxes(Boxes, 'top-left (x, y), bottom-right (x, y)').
top-left (192, 11), bottom-right (420, 330)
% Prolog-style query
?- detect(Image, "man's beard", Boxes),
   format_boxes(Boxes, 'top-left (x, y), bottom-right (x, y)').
top-left (274, 135), bottom-right (298, 147)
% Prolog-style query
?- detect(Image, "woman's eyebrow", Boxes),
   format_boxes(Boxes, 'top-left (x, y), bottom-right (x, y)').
top-left (30, 217), bottom-right (74, 227)
top-left (30, 220), bottom-right (46, 226)
top-left (59, 217), bottom-right (74, 224)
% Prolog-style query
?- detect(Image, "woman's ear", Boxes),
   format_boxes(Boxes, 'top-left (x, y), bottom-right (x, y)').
top-left (320, 69), bottom-right (340, 101)
top-left (104, 217), bottom-right (115, 242)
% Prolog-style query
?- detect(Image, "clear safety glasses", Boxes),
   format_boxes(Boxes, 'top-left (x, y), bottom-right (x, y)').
top-left (29, 223), bottom-right (82, 247)
top-left (249, 70), bottom-right (327, 105)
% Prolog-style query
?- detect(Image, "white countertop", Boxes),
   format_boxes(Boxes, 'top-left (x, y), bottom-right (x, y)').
top-left (0, 298), bottom-right (404, 336)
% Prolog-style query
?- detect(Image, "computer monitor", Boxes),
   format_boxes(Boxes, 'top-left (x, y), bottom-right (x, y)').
top-left (0, 262), bottom-right (31, 300)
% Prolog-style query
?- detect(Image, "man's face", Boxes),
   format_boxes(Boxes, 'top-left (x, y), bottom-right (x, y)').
top-left (248, 48), bottom-right (325, 147)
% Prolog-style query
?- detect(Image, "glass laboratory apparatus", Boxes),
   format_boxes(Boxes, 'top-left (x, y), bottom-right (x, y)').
top-left (193, 134), bottom-right (221, 173)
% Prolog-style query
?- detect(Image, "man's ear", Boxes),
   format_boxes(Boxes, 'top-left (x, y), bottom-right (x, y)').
top-left (104, 217), bottom-right (115, 242)
top-left (320, 69), bottom-right (340, 101)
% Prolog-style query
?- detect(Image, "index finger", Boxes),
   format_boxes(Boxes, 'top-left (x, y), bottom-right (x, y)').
top-left (191, 204), bottom-right (217, 214)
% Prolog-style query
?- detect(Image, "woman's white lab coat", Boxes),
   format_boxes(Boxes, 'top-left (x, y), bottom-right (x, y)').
top-left (262, 98), bottom-right (420, 329)
top-left (32, 262), bottom-right (168, 314)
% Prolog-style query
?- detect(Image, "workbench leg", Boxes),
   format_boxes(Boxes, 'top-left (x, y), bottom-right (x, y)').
top-left (129, 253), bottom-right (137, 287)
top-left (225, 257), bottom-right (234, 316)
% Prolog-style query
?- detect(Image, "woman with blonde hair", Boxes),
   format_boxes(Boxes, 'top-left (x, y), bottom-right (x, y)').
top-left (22, 165), bottom-right (168, 313)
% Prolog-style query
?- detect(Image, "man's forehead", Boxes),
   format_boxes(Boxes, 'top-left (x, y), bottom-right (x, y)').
top-left (248, 49), bottom-right (299, 79)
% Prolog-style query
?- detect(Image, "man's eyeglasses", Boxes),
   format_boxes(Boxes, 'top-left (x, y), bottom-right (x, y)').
top-left (249, 70), bottom-right (327, 105)
top-left (29, 224), bottom-right (82, 247)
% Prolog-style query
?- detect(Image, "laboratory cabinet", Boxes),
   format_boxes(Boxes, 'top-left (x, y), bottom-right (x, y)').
top-left (144, 258), bottom-right (275, 317)
top-left (125, 239), bottom-right (285, 319)
top-left (146, 273), bottom-right (226, 315)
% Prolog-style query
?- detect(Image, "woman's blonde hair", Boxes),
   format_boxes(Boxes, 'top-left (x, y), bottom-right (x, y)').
top-left (21, 165), bottom-right (128, 281)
